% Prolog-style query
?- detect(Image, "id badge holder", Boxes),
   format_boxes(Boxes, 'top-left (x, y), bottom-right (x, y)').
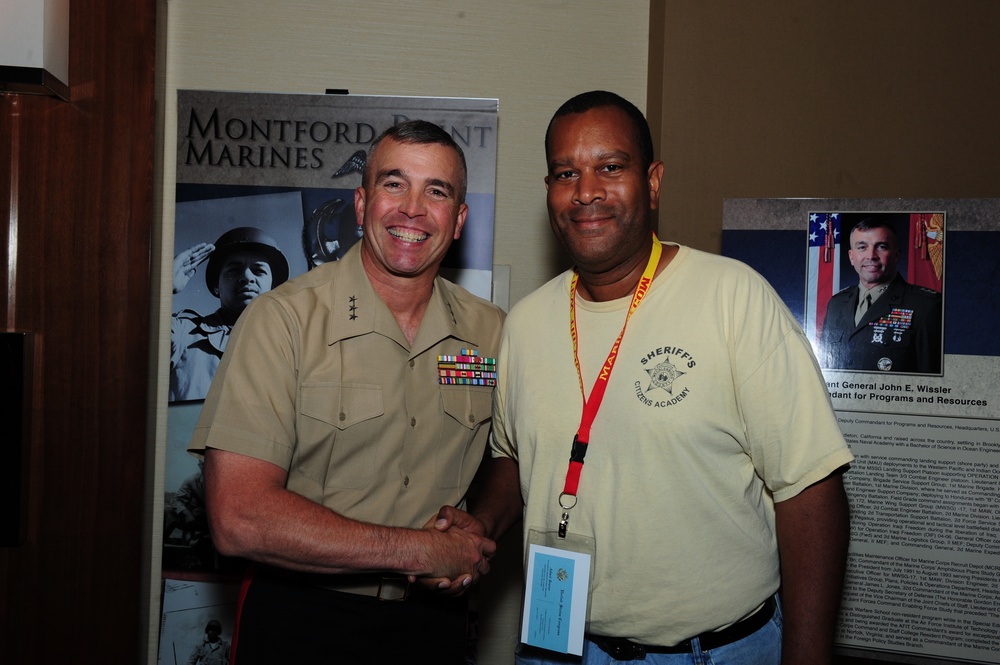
top-left (519, 527), bottom-right (596, 656)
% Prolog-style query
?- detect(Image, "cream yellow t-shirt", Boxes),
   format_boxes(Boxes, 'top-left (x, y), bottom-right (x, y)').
top-left (491, 244), bottom-right (853, 646)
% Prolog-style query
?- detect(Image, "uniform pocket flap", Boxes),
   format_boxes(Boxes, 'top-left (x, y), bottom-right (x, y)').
top-left (300, 382), bottom-right (384, 430)
top-left (441, 387), bottom-right (493, 430)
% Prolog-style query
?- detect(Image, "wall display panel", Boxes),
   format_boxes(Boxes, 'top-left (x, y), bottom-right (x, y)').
top-left (158, 90), bottom-right (499, 660)
top-left (723, 198), bottom-right (999, 665)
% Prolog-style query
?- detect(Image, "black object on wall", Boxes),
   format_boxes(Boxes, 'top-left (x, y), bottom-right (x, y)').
top-left (1, 332), bottom-right (32, 547)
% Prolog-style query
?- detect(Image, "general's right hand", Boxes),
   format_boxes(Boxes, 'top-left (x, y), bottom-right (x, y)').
top-left (412, 510), bottom-right (495, 594)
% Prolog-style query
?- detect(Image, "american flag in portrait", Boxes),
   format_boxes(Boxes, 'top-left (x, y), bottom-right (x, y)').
top-left (805, 212), bottom-right (841, 345)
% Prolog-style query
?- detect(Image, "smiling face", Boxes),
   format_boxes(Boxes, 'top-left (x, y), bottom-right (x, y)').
top-left (848, 225), bottom-right (899, 290)
top-left (215, 249), bottom-right (273, 314)
top-left (355, 137), bottom-right (468, 284)
top-left (544, 106), bottom-right (663, 286)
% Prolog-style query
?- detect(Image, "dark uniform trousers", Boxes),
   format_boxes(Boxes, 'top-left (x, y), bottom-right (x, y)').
top-left (231, 566), bottom-right (469, 665)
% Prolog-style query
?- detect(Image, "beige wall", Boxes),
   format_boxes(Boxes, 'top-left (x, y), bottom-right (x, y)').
top-left (150, 2), bottom-right (650, 662)
top-left (649, 0), bottom-right (1000, 254)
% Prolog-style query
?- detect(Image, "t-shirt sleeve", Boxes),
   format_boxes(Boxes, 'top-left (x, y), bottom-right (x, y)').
top-left (488, 328), bottom-right (518, 462)
top-left (732, 272), bottom-right (854, 502)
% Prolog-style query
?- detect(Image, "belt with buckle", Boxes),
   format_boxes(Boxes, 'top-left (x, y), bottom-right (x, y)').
top-left (319, 573), bottom-right (410, 601)
top-left (263, 568), bottom-right (411, 601)
top-left (588, 596), bottom-right (776, 659)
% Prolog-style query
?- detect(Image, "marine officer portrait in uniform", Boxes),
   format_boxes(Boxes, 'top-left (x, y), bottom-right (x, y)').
top-left (820, 217), bottom-right (943, 374)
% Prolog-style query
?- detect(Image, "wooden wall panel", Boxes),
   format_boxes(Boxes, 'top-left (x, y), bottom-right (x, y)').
top-left (0, 0), bottom-right (155, 661)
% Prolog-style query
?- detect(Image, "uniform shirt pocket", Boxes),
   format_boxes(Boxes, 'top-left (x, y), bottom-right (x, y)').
top-left (437, 386), bottom-right (493, 489)
top-left (296, 382), bottom-right (384, 489)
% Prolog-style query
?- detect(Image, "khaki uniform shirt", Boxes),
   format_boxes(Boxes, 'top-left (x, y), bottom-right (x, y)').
top-left (189, 243), bottom-right (504, 528)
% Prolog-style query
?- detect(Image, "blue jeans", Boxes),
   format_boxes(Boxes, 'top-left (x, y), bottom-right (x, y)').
top-left (515, 598), bottom-right (782, 665)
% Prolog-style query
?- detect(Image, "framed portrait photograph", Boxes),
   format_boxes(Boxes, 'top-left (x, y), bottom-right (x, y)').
top-left (806, 211), bottom-right (944, 375)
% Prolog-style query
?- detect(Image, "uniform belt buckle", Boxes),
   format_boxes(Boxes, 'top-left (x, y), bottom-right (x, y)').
top-left (376, 576), bottom-right (409, 601)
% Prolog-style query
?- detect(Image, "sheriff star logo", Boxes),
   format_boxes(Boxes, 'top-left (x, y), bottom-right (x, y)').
top-left (645, 359), bottom-right (684, 395)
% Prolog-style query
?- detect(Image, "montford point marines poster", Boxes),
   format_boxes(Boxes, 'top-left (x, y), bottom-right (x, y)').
top-left (723, 198), bottom-right (1000, 665)
top-left (174, 91), bottom-right (498, 308)
top-left (159, 91), bottom-right (499, 663)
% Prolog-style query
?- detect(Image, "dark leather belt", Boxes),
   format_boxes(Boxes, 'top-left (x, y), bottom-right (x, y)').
top-left (261, 568), bottom-right (411, 601)
top-left (589, 596), bottom-right (776, 659)
top-left (319, 573), bottom-right (410, 601)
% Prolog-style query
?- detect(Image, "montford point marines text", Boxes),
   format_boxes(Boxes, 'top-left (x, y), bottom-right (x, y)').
top-left (183, 107), bottom-right (495, 171)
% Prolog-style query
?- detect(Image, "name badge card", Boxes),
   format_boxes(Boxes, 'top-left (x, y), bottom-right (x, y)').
top-left (520, 543), bottom-right (591, 655)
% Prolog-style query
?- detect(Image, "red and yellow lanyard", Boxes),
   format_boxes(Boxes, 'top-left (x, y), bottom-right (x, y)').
top-left (558, 233), bottom-right (662, 537)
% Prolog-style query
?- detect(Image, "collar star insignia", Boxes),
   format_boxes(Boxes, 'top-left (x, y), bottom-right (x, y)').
top-left (349, 295), bottom-right (358, 320)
